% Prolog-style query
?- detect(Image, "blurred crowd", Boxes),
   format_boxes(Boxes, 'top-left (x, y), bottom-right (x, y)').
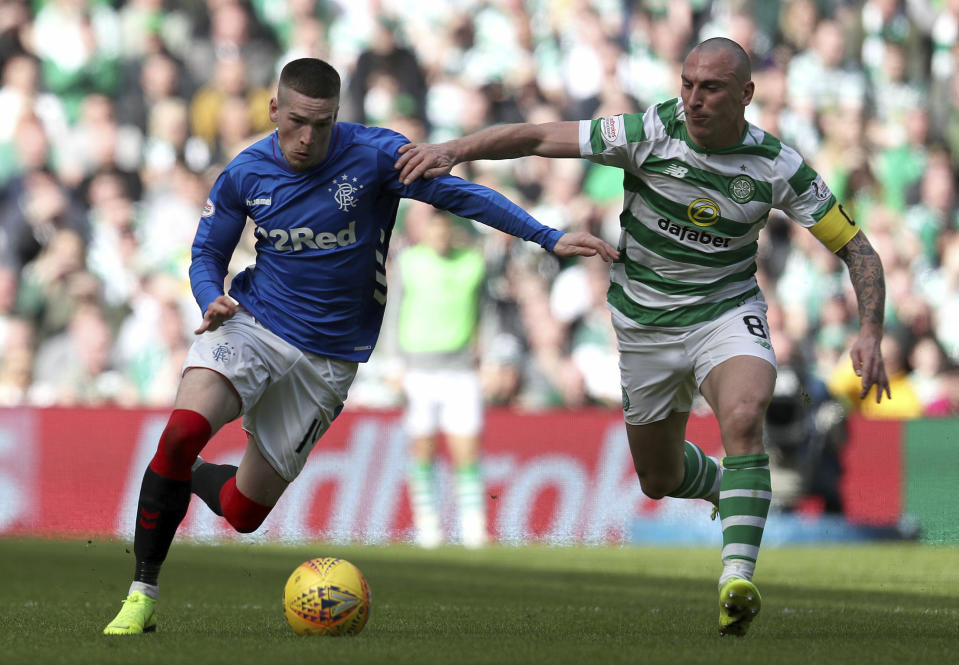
top-left (2, 0), bottom-right (959, 427)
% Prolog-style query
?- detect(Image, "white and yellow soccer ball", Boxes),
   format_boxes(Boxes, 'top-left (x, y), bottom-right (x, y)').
top-left (283, 557), bottom-right (371, 636)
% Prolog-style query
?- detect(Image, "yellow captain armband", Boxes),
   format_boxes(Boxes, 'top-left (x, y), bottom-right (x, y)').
top-left (808, 202), bottom-right (861, 252)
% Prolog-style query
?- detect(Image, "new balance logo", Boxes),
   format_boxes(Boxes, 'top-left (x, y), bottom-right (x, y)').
top-left (664, 164), bottom-right (688, 178)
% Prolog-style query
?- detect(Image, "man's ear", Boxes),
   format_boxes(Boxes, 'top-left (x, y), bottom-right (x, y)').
top-left (742, 80), bottom-right (755, 106)
top-left (269, 97), bottom-right (279, 123)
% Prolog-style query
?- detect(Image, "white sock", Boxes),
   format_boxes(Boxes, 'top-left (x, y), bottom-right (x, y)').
top-left (718, 560), bottom-right (755, 588)
top-left (130, 581), bottom-right (159, 600)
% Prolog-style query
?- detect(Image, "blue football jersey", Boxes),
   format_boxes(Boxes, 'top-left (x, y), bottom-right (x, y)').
top-left (190, 122), bottom-right (562, 362)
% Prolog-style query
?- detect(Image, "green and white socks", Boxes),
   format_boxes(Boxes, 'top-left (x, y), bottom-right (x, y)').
top-left (668, 440), bottom-right (723, 503)
top-left (408, 461), bottom-right (443, 548)
top-left (456, 464), bottom-right (488, 549)
top-left (717, 453), bottom-right (771, 586)
top-left (408, 461), bottom-right (489, 549)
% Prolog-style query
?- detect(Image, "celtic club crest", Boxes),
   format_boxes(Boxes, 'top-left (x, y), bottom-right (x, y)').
top-left (728, 175), bottom-right (756, 204)
top-left (328, 174), bottom-right (364, 211)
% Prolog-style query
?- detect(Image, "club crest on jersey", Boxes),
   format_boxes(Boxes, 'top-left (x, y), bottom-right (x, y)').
top-left (687, 197), bottom-right (720, 227)
top-left (728, 175), bottom-right (756, 203)
top-left (201, 198), bottom-right (215, 218)
top-left (328, 173), bottom-right (364, 212)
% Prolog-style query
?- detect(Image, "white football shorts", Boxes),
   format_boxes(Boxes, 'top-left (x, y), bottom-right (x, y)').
top-left (613, 298), bottom-right (777, 426)
top-left (184, 309), bottom-right (358, 482)
top-left (402, 367), bottom-right (483, 438)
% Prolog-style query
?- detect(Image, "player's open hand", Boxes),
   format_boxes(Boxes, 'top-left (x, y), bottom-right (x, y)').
top-left (849, 327), bottom-right (891, 403)
top-left (552, 232), bottom-right (620, 262)
top-left (195, 295), bottom-right (239, 334)
top-left (395, 142), bottom-right (456, 185)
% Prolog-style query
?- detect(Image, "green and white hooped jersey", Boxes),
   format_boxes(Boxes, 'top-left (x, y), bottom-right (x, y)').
top-left (579, 97), bottom-right (860, 330)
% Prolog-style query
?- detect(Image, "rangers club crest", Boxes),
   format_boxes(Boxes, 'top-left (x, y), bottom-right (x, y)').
top-left (328, 174), bottom-right (364, 211)
top-left (211, 342), bottom-right (236, 364)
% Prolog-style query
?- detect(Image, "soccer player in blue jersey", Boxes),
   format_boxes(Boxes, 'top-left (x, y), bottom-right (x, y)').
top-left (103, 57), bottom-right (617, 635)
top-left (396, 38), bottom-right (891, 636)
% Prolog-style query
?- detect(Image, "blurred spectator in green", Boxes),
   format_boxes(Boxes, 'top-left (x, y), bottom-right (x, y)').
top-left (116, 272), bottom-right (191, 406)
top-left (30, 0), bottom-right (122, 123)
top-left (921, 231), bottom-right (959, 362)
top-left (875, 105), bottom-right (930, 214)
top-left (116, 0), bottom-right (192, 63)
top-left (904, 150), bottom-right (957, 271)
top-left (787, 18), bottom-right (867, 127)
top-left (0, 52), bottom-right (69, 184)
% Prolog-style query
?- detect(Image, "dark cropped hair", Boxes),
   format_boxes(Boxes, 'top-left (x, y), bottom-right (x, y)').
top-left (278, 58), bottom-right (341, 100)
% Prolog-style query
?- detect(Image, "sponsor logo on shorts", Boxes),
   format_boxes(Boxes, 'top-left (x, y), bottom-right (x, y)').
top-left (728, 175), bottom-right (756, 203)
top-left (686, 197), bottom-right (720, 227)
top-left (657, 218), bottom-right (731, 248)
top-left (211, 342), bottom-right (236, 364)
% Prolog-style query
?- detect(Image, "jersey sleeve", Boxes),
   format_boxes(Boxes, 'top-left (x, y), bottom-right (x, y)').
top-left (379, 136), bottom-right (563, 251)
top-left (578, 109), bottom-right (653, 170)
top-left (188, 168), bottom-right (248, 314)
top-left (775, 149), bottom-right (861, 252)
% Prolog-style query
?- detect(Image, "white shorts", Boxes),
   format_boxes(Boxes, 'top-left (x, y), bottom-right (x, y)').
top-left (613, 299), bottom-right (777, 426)
top-left (403, 367), bottom-right (483, 438)
top-left (184, 310), bottom-right (358, 482)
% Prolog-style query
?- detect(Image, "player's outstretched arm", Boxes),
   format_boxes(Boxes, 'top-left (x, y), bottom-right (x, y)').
top-left (835, 232), bottom-right (891, 403)
top-left (194, 295), bottom-right (239, 335)
top-left (396, 121), bottom-right (580, 185)
top-left (553, 231), bottom-right (619, 262)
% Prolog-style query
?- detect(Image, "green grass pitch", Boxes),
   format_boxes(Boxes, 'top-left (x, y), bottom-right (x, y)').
top-left (1, 538), bottom-right (957, 665)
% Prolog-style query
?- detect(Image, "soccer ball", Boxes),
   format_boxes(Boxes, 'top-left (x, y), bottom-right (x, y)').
top-left (283, 557), bottom-right (371, 636)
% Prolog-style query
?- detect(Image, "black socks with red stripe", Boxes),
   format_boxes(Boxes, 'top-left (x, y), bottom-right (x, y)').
top-left (131, 410), bottom-right (212, 586)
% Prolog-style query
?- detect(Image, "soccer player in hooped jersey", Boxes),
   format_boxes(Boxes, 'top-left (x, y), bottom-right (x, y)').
top-left (396, 37), bottom-right (891, 636)
top-left (102, 57), bottom-right (617, 635)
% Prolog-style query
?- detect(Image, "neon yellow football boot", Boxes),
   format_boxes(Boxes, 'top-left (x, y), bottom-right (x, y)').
top-left (718, 578), bottom-right (761, 637)
top-left (103, 591), bottom-right (157, 635)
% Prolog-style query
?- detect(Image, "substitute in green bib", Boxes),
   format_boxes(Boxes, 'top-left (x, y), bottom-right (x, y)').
top-left (397, 209), bottom-right (488, 549)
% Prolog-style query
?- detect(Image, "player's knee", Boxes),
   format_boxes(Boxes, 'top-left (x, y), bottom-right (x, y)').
top-left (150, 409), bottom-right (212, 480)
top-left (722, 399), bottom-right (767, 441)
top-left (633, 467), bottom-right (675, 500)
top-left (219, 476), bottom-right (272, 533)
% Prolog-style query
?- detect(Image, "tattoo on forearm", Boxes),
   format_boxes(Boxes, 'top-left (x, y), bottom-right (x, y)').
top-left (836, 233), bottom-right (885, 327)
